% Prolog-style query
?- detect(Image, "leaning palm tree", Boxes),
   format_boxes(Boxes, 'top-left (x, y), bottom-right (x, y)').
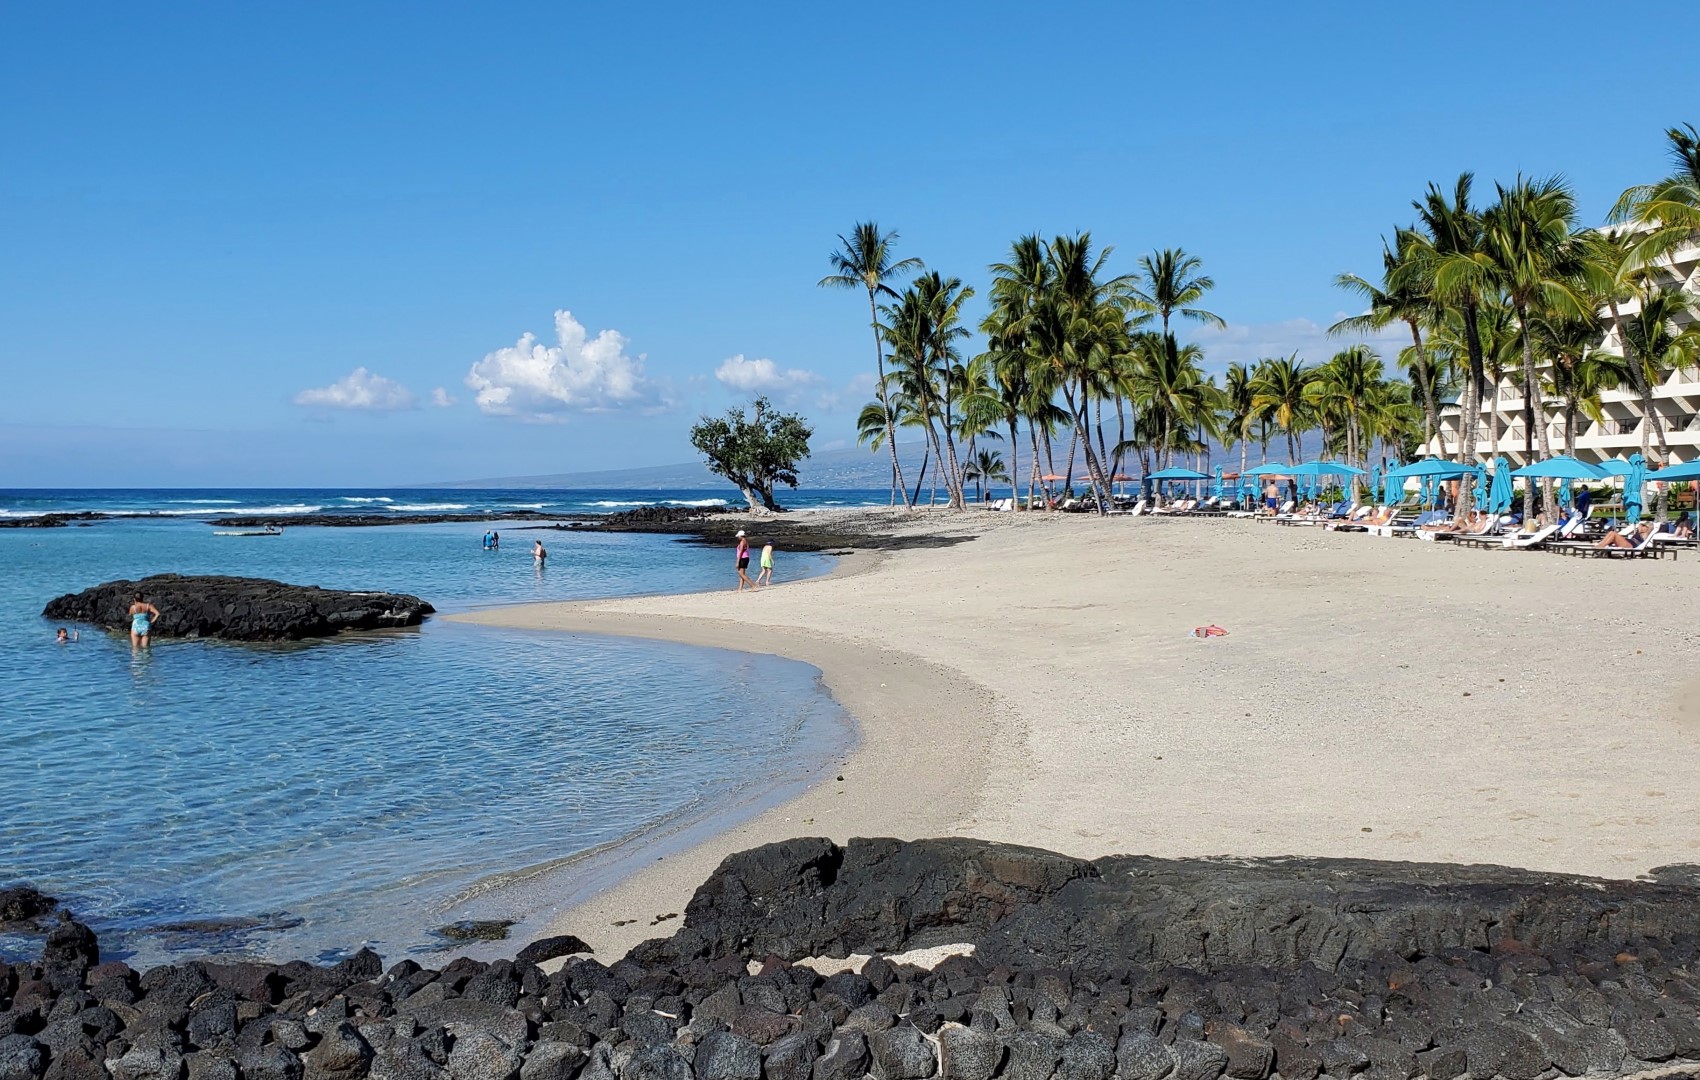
top-left (1331, 233), bottom-right (1442, 446)
top-left (1130, 248), bottom-right (1226, 339)
top-left (819, 222), bottom-right (922, 507)
top-left (1480, 176), bottom-right (1590, 522)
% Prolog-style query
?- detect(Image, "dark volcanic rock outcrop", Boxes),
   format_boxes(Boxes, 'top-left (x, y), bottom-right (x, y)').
top-left (651, 838), bottom-right (1700, 974)
top-left (42, 575), bottom-right (433, 641)
top-left (14, 837), bottom-right (1700, 1080)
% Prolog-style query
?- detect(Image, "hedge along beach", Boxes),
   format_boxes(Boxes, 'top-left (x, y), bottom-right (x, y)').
top-left (457, 507), bottom-right (1700, 959)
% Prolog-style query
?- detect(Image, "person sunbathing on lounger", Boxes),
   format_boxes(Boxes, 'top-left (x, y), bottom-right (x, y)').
top-left (1596, 521), bottom-right (1654, 548)
top-left (1420, 510), bottom-right (1489, 537)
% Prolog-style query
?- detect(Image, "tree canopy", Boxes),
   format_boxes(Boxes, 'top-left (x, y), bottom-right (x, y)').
top-left (689, 396), bottom-right (813, 512)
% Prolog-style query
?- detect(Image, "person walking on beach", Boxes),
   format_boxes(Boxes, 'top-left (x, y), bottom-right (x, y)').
top-left (128, 593), bottom-right (159, 650)
top-left (734, 530), bottom-right (753, 592)
top-left (756, 539), bottom-right (775, 586)
top-left (1264, 481), bottom-right (1278, 514)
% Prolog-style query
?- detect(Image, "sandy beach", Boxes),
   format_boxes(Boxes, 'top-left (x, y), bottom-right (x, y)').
top-left (455, 510), bottom-right (1700, 959)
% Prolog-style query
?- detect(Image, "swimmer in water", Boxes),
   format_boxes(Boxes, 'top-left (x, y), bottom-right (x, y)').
top-left (533, 539), bottom-right (547, 565)
top-left (128, 592), bottom-right (160, 650)
top-left (56, 628), bottom-right (78, 643)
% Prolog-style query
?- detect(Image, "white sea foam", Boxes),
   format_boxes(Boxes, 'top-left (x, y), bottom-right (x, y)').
top-left (387, 503), bottom-right (470, 512)
top-left (339, 496), bottom-right (395, 504)
top-left (168, 499), bottom-right (241, 505)
top-left (206, 504), bottom-right (323, 515)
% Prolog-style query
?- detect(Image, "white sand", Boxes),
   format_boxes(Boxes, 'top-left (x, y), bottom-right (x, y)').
top-left (454, 511), bottom-right (1700, 959)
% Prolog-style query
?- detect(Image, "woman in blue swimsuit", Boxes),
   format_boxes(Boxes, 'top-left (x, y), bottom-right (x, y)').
top-left (128, 592), bottom-right (160, 649)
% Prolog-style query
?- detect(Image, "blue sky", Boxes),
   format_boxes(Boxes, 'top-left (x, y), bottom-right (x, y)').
top-left (3, 2), bottom-right (1696, 487)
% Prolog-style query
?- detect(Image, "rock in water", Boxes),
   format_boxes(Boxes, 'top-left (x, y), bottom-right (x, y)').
top-left (42, 575), bottom-right (434, 641)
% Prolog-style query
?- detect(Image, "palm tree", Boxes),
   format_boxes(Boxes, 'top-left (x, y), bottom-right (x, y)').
top-left (1480, 176), bottom-right (1590, 522)
top-left (1222, 362), bottom-right (1257, 491)
top-left (882, 272), bottom-right (977, 510)
top-left (1306, 346), bottom-right (1383, 500)
top-left (1617, 286), bottom-right (1700, 520)
top-left (1397, 175), bottom-right (1491, 520)
top-left (1251, 354), bottom-right (1313, 464)
top-left (1121, 332), bottom-right (1213, 473)
top-left (819, 222), bottom-right (922, 507)
top-left (1612, 123), bottom-right (1700, 266)
top-left (1028, 233), bottom-right (1135, 514)
top-left (1130, 248), bottom-right (1226, 339)
top-left (963, 448), bottom-right (1009, 503)
top-left (1331, 233), bottom-right (1442, 445)
top-left (1584, 228), bottom-right (1671, 474)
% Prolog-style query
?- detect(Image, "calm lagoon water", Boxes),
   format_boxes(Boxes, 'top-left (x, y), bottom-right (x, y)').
top-left (0, 490), bottom-right (848, 966)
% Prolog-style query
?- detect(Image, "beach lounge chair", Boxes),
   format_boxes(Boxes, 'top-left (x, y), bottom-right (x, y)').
top-left (1490, 522), bottom-right (1562, 550)
top-left (1108, 498), bottom-right (1148, 517)
top-left (1550, 525), bottom-right (1669, 559)
top-left (1373, 508), bottom-right (1443, 538)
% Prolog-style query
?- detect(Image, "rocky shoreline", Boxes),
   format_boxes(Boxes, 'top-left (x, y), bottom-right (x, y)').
top-left (42, 576), bottom-right (434, 641)
top-left (8, 839), bottom-right (1700, 1080)
top-left (536, 506), bottom-right (969, 555)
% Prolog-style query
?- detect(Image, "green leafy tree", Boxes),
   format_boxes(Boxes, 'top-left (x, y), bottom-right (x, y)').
top-left (689, 396), bottom-right (812, 512)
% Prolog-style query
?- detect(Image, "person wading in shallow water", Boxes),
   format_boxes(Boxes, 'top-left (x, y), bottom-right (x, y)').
top-left (129, 593), bottom-right (160, 650)
top-left (734, 530), bottom-right (753, 592)
top-left (756, 539), bottom-right (775, 586)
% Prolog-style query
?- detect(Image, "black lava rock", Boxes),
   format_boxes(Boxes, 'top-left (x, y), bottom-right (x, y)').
top-left (42, 576), bottom-right (433, 641)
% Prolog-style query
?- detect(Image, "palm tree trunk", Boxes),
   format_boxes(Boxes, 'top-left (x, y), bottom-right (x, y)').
top-left (1516, 309), bottom-right (1555, 523)
top-left (910, 445), bottom-right (929, 507)
top-left (1114, 395), bottom-right (1128, 476)
top-left (1455, 302), bottom-right (1485, 522)
top-left (1611, 299), bottom-right (1673, 521)
top-left (1407, 318), bottom-right (1440, 447)
top-left (868, 290), bottom-right (911, 509)
top-left (1064, 383), bottom-right (1111, 515)
top-left (1007, 419), bottom-right (1022, 510)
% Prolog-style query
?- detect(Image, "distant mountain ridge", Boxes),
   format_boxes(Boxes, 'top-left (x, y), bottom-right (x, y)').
top-left (427, 442), bottom-right (930, 490)
top-left (428, 433), bottom-right (1338, 490)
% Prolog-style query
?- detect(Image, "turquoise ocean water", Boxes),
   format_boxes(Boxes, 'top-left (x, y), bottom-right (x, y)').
top-left (0, 488), bottom-right (878, 966)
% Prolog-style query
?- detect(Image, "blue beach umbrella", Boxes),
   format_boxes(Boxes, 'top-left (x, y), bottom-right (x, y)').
top-left (1242, 463), bottom-right (1291, 476)
top-left (1388, 458), bottom-right (1471, 479)
top-left (1488, 457), bottom-right (1513, 515)
top-left (1382, 462), bottom-right (1402, 505)
top-left (1649, 459), bottom-right (1700, 483)
top-left (1625, 453), bottom-right (1646, 524)
top-left (1212, 466), bottom-right (1225, 500)
top-left (1597, 458), bottom-right (1635, 477)
top-left (1470, 463), bottom-right (1487, 507)
top-left (1507, 455), bottom-right (1608, 481)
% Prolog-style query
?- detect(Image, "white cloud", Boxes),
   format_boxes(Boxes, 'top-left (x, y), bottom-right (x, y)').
top-left (430, 387), bottom-right (456, 408)
top-left (1185, 316), bottom-right (1409, 375)
top-left (714, 355), bottom-right (822, 395)
top-left (465, 310), bottom-right (666, 421)
top-left (293, 368), bottom-right (418, 411)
